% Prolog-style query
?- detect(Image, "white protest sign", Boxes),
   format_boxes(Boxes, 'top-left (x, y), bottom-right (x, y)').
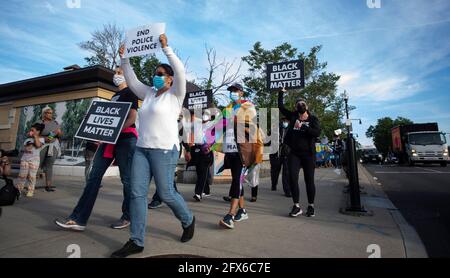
top-left (124, 23), bottom-right (166, 58)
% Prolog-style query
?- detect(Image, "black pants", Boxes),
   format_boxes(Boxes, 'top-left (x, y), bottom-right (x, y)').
top-left (226, 153), bottom-right (244, 199)
top-left (269, 153), bottom-right (290, 195)
top-left (194, 152), bottom-right (213, 195)
top-left (287, 152), bottom-right (316, 204)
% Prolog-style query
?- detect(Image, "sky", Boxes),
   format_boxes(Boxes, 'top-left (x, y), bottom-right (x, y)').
top-left (1, 0), bottom-right (450, 146)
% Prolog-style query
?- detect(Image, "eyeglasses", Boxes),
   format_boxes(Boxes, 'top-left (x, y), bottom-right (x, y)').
top-left (45, 112), bottom-right (53, 114)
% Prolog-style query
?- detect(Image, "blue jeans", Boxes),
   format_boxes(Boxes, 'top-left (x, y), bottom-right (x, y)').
top-left (70, 136), bottom-right (137, 225)
top-left (130, 145), bottom-right (193, 247)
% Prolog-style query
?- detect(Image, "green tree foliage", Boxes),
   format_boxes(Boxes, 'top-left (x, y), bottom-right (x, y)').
top-left (129, 55), bottom-right (161, 86)
top-left (366, 117), bottom-right (413, 155)
top-left (242, 42), bottom-right (344, 139)
top-left (61, 99), bottom-right (92, 144)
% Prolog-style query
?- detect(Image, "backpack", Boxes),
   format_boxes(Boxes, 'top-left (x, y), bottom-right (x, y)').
top-left (0, 176), bottom-right (20, 206)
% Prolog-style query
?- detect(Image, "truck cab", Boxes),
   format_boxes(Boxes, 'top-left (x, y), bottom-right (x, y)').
top-left (405, 131), bottom-right (448, 166)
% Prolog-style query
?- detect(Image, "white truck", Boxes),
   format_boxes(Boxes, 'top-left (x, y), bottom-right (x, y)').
top-left (392, 123), bottom-right (448, 167)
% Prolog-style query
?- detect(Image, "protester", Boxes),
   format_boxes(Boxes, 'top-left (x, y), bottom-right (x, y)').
top-left (185, 110), bottom-right (214, 202)
top-left (16, 123), bottom-right (45, 197)
top-left (111, 34), bottom-right (195, 258)
top-left (0, 152), bottom-right (11, 178)
top-left (269, 117), bottom-right (291, 197)
top-left (39, 107), bottom-right (63, 192)
top-left (215, 83), bottom-right (263, 229)
top-left (54, 65), bottom-right (139, 231)
top-left (332, 133), bottom-right (344, 168)
top-left (278, 88), bottom-right (321, 217)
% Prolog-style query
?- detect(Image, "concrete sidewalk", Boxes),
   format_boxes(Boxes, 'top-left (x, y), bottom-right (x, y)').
top-left (0, 166), bottom-right (427, 258)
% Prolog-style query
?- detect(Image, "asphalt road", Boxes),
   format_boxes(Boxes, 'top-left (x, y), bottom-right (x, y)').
top-left (365, 163), bottom-right (450, 258)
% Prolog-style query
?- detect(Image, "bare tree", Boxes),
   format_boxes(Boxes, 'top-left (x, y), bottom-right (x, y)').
top-left (79, 23), bottom-right (124, 69)
top-left (201, 44), bottom-right (243, 103)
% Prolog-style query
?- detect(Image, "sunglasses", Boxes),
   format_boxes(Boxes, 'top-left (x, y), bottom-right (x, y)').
top-left (155, 72), bottom-right (166, 77)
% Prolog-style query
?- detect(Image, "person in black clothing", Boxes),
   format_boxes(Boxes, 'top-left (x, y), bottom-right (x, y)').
top-left (185, 112), bottom-right (214, 201)
top-left (278, 88), bottom-right (321, 217)
top-left (269, 117), bottom-right (291, 197)
top-left (332, 134), bottom-right (344, 168)
top-left (55, 66), bottom-right (139, 231)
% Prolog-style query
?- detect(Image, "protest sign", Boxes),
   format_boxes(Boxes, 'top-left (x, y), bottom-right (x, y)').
top-left (75, 101), bottom-right (131, 144)
top-left (124, 23), bottom-right (166, 58)
top-left (266, 60), bottom-right (305, 91)
top-left (183, 89), bottom-right (213, 111)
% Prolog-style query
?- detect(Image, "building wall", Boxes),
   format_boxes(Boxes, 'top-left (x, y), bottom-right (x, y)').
top-left (0, 87), bottom-right (115, 150)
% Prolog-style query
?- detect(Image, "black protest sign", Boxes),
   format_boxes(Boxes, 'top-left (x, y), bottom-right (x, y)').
top-left (183, 89), bottom-right (213, 111)
top-left (75, 101), bottom-right (131, 144)
top-left (266, 60), bottom-right (305, 91)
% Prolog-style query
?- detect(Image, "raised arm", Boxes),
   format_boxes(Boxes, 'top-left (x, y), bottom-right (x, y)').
top-left (119, 45), bottom-right (152, 100)
top-left (160, 35), bottom-right (186, 104)
top-left (278, 89), bottom-right (292, 118)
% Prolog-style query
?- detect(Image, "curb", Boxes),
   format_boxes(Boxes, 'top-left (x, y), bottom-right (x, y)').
top-left (358, 164), bottom-right (428, 258)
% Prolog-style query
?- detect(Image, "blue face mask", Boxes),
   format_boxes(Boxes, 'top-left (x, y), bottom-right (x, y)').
top-left (153, 75), bottom-right (166, 90)
top-left (282, 122), bottom-right (289, 128)
top-left (230, 92), bottom-right (240, 102)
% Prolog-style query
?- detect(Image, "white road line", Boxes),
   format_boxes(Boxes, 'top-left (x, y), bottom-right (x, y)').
top-left (414, 166), bottom-right (444, 173)
top-left (374, 171), bottom-right (450, 174)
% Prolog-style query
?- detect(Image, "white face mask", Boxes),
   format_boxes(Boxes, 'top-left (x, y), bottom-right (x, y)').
top-left (113, 74), bottom-right (126, 87)
top-left (202, 115), bottom-right (210, 122)
top-left (282, 122), bottom-right (289, 128)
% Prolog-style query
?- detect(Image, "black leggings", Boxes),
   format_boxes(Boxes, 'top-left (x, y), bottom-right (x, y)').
top-left (194, 152), bottom-right (213, 195)
top-left (287, 152), bottom-right (316, 204)
top-left (227, 153), bottom-right (244, 199)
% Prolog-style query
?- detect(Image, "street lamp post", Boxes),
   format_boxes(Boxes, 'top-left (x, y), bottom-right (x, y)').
top-left (342, 91), bottom-right (368, 215)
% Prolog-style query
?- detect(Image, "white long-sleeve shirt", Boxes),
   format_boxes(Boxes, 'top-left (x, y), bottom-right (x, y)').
top-left (121, 47), bottom-right (186, 150)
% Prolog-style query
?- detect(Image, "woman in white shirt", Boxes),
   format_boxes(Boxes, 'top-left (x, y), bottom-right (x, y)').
top-left (111, 34), bottom-right (194, 258)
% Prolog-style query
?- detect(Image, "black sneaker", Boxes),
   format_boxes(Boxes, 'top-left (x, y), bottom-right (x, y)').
top-left (289, 206), bottom-right (303, 217)
top-left (45, 186), bottom-right (55, 192)
top-left (193, 194), bottom-right (201, 202)
top-left (305, 205), bottom-right (315, 217)
top-left (181, 216), bottom-right (195, 242)
top-left (110, 240), bottom-right (144, 258)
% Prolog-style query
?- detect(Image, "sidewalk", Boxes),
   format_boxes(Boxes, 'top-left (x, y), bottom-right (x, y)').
top-left (0, 167), bottom-right (426, 258)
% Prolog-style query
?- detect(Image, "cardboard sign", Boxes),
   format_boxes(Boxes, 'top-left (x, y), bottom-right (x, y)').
top-left (75, 101), bottom-right (131, 144)
top-left (266, 60), bottom-right (305, 91)
top-left (183, 89), bottom-right (213, 111)
top-left (124, 23), bottom-right (166, 58)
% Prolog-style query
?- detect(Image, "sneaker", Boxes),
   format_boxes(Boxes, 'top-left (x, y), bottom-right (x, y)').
top-left (26, 190), bottom-right (34, 197)
top-left (110, 219), bottom-right (130, 229)
top-left (305, 205), bottom-right (315, 217)
top-left (219, 214), bottom-right (234, 229)
top-left (233, 208), bottom-right (248, 222)
top-left (45, 186), bottom-right (55, 192)
top-left (202, 193), bottom-right (211, 198)
top-left (148, 200), bottom-right (163, 209)
top-left (250, 197), bottom-right (257, 202)
top-left (54, 218), bottom-right (86, 231)
top-left (193, 194), bottom-right (201, 202)
top-left (223, 196), bottom-right (231, 202)
top-left (110, 240), bottom-right (144, 258)
top-left (180, 216), bottom-right (195, 243)
top-left (289, 206), bottom-right (303, 217)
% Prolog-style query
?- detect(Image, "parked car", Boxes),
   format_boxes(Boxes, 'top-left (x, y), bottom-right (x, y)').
top-left (360, 148), bottom-right (383, 164)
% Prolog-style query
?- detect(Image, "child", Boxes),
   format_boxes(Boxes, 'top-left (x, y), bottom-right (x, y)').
top-left (16, 123), bottom-right (45, 197)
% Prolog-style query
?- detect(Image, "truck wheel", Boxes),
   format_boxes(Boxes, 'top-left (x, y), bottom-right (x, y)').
top-left (441, 162), bottom-right (448, 167)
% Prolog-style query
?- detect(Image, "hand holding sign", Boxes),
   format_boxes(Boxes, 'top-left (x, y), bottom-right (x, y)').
top-left (159, 34), bottom-right (168, 48)
top-left (119, 44), bottom-right (125, 59)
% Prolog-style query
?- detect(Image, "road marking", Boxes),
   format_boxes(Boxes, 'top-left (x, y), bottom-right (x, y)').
top-left (374, 171), bottom-right (449, 174)
top-left (416, 167), bottom-right (443, 173)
